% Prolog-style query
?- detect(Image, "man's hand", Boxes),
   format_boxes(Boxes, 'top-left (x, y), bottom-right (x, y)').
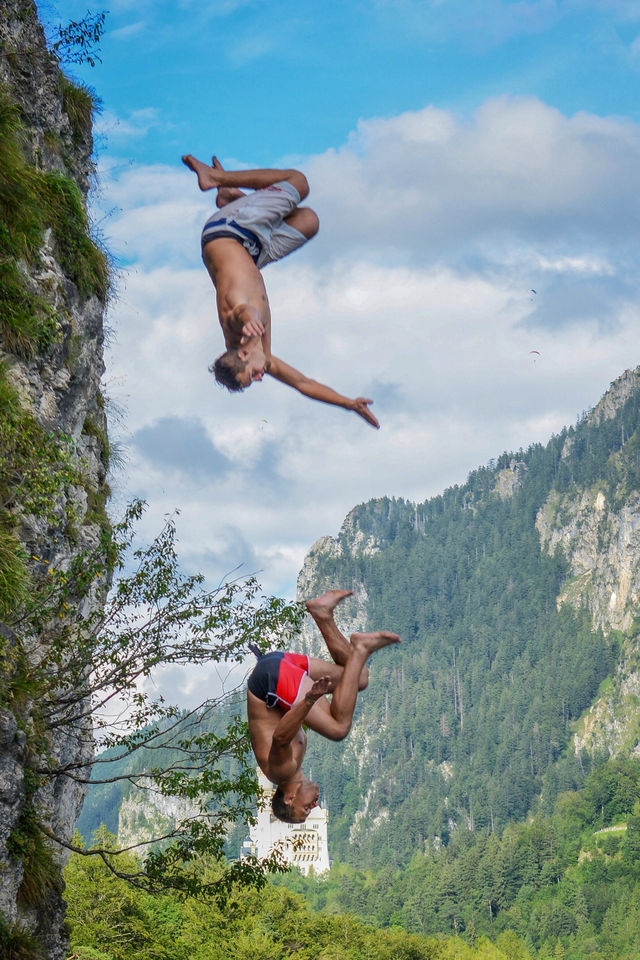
top-left (305, 676), bottom-right (334, 703)
top-left (351, 398), bottom-right (379, 429)
top-left (240, 316), bottom-right (265, 345)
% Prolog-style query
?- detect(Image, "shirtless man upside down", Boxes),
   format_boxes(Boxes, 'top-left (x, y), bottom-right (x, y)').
top-left (246, 589), bottom-right (400, 823)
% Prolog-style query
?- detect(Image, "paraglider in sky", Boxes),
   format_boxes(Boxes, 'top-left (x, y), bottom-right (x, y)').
top-left (529, 349), bottom-right (541, 364)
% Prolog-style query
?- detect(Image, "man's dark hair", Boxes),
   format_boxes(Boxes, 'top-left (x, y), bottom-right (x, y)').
top-left (210, 350), bottom-right (247, 392)
top-left (271, 786), bottom-right (304, 824)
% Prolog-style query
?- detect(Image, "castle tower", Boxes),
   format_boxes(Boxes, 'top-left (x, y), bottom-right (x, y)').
top-left (241, 770), bottom-right (330, 875)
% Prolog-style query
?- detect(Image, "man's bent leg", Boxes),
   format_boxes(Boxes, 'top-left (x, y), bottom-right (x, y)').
top-left (212, 156), bottom-right (245, 207)
top-left (329, 633), bottom-right (400, 735)
top-left (304, 631), bottom-right (400, 741)
top-left (183, 154), bottom-right (309, 200)
top-left (283, 207), bottom-right (319, 240)
top-left (306, 658), bottom-right (344, 686)
top-left (306, 591), bottom-right (369, 690)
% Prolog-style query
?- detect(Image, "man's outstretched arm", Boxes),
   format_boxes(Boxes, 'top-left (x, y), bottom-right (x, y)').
top-left (268, 356), bottom-right (380, 429)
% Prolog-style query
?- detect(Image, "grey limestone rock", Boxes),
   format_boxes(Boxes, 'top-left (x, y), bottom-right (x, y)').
top-left (0, 2), bottom-right (110, 956)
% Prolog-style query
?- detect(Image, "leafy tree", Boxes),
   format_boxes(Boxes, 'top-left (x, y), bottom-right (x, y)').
top-left (5, 502), bottom-right (303, 897)
top-left (65, 845), bottom-right (534, 960)
top-left (51, 11), bottom-right (107, 67)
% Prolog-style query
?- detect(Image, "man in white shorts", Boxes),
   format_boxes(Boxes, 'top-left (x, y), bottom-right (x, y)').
top-left (182, 153), bottom-right (379, 428)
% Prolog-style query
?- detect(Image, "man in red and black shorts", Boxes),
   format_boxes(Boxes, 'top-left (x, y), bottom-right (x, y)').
top-left (246, 589), bottom-right (400, 824)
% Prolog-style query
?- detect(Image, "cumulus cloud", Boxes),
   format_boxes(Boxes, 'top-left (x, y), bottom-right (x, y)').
top-left (306, 97), bottom-right (640, 268)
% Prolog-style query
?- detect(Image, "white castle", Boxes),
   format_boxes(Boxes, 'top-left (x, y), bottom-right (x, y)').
top-left (241, 770), bottom-right (330, 875)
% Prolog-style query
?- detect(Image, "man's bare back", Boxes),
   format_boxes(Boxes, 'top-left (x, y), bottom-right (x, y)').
top-left (182, 153), bottom-right (380, 427)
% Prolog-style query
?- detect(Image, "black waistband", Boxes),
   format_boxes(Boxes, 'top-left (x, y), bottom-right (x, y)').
top-left (247, 651), bottom-right (283, 705)
top-left (201, 217), bottom-right (262, 264)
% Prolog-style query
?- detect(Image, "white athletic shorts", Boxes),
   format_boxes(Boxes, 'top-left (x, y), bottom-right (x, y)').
top-left (201, 181), bottom-right (308, 269)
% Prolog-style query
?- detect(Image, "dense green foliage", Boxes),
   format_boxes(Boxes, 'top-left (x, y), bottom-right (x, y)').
top-left (0, 363), bottom-right (82, 616)
top-left (0, 89), bottom-right (107, 356)
top-left (0, 77), bottom-right (107, 612)
top-left (63, 837), bottom-right (533, 960)
top-left (278, 756), bottom-right (640, 959)
top-left (0, 914), bottom-right (40, 960)
top-left (303, 380), bottom-right (640, 864)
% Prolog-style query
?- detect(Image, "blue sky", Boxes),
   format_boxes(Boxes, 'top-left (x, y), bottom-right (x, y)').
top-left (47, 0), bottom-right (640, 166)
top-left (39, 1), bottom-right (640, 707)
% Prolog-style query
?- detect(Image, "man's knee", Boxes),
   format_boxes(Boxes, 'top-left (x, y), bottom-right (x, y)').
top-left (288, 207), bottom-right (319, 240)
top-left (300, 208), bottom-right (319, 240)
top-left (288, 170), bottom-right (309, 201)
top-left (328, 720), bottom-right (351, 742)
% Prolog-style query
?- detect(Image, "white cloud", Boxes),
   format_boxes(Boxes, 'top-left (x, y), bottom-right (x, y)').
top-left (95, 108), bottom-right (164, 144)
top-left (305, 97), bottom-right (640, 268)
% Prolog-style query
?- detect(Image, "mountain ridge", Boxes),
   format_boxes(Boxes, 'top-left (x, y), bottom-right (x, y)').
top-left (296, 367), bottom-right (640, 863)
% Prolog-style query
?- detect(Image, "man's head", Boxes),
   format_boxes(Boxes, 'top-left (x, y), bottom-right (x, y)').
top-left (210, 345), bottom-right (268, 392)
top-left (271, 780), bottom-right (320, 824)
top-left (210, 350), bottom-right (247, 392)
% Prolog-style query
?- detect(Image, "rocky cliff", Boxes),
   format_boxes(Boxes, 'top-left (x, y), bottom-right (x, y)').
top-left (0, 2), bottom-right (110, 956)
top-left (535, 369), bottom-right (640, 759)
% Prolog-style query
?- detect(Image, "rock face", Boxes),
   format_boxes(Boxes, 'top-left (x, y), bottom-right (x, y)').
top-left (536, 488), bottom-right (640, 636)
top-left (297, 502), bottom-right (393, 654)
top-left (0, 692), bottom-right (27, 925)
top-left (0, 3), bottom-right (110, 956)
top-left (535, 369), bottom-right (640, 759)
top-left (117, 784), bottom-right (200, 851)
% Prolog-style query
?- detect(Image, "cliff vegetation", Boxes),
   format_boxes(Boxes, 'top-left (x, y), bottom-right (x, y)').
top-left (0, 2), bottom-right (111, 956)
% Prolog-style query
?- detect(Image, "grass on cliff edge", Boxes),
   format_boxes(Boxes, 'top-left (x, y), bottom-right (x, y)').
top-left (0, 362), bottom-right (88, 619)
top-left (0, 87), bottom-right (108, 359)
top-left (0, 79), bottom-right (109, 614)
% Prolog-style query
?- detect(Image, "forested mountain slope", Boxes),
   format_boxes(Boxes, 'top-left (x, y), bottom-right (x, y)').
top-left (297, 368), bottom-right (640, 865)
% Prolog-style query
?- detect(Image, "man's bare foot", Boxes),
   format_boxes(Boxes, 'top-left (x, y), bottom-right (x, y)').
top-left (306, 590), bottom-right (354, 621)
top-left (182, 154), bottom-right (220, 191)
top-left (212, 156), bottom-right (245, 208)
top-left (350, 631), bottom-right (401, 656)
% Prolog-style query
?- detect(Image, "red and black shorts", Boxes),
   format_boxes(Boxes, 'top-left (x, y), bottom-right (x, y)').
top-left (247, 651), bottom-right (310, 711)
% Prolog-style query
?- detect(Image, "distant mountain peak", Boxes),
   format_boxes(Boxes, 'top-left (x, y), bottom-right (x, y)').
top-left (588, 366), bottom-right (640, 426)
